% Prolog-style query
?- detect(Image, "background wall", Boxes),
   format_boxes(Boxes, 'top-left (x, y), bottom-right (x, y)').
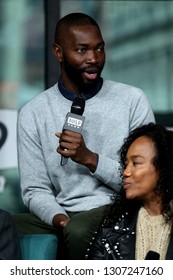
top-left (60, 0), bottom-right (173, 126)
top-left (0, 0), bottom-right (173, 214)
top-left (0, 0), bottom-right (44, 213)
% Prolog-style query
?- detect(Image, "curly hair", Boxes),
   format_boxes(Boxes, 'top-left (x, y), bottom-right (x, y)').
top-left (105, 123), bottom-right (173, 226)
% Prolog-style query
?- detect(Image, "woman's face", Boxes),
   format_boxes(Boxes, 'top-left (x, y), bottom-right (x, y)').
top-left (123, 136), bottom-right (160, 203)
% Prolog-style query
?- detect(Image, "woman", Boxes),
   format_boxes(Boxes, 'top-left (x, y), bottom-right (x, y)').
top-left (86, 123), bottom-right (173, 260)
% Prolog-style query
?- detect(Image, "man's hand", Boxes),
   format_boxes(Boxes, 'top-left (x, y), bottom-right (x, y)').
top-left (55, 130), bottom-right (97, 172)
top-left (52, 214), bottom-right (69, 228)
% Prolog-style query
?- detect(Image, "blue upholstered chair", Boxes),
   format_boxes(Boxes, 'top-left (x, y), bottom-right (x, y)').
top-left (19, 234), bottom-right (58, 260)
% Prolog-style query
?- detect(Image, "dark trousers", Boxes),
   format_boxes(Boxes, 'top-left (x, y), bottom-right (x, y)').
top-left (13, 205), bottom-right (109, 260)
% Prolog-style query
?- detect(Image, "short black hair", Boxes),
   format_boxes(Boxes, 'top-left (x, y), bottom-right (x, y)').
top-left (54, 12), bottom-right (100, 44)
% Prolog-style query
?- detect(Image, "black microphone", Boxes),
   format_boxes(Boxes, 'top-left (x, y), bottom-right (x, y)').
top-left (60, 96), bottom-right (85, 166)
top-left (145, 251), bottom-right (160, 260)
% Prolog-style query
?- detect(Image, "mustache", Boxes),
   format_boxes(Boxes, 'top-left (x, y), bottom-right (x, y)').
top-left (81, 66), bottom-right (101, 73)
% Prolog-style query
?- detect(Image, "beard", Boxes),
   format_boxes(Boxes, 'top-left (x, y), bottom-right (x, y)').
top-left (62, 57), bottom-right (104, 92)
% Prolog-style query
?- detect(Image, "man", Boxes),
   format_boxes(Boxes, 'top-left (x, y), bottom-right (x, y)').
top-left (14, 13), bottom-right (155, 259)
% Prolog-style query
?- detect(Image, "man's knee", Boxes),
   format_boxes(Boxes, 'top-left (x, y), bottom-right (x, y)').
top-left (64, 216), bottom-right (87, 240)
top-left (64, 205), bottom-right (108, 239)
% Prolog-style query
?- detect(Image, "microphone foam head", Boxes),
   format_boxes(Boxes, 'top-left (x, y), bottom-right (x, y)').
top-left (145, 251), bottom-right (160, 260)
top-left (71, 96), bottom-right (85, 115)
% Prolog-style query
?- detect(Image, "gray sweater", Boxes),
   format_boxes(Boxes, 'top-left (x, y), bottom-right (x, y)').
top-left (17, 80), bottom-right (155, 225)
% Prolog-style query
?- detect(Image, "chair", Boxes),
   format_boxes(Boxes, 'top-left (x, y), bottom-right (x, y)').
top-left (19, 234), bottom-right (58, 260)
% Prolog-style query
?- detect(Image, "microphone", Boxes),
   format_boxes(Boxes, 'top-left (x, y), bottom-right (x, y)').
top-left (60, 96), bottom-right (85, 166)
top-left (145, 251), bottom-right (160, 260)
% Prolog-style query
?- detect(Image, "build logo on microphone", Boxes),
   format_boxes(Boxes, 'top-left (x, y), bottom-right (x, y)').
top-left (63, 112), bottom-right (85, 133)
top-left (67, 117), bottom-right (83, 128)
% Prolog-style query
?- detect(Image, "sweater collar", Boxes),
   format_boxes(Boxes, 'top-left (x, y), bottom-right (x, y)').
top-left (58, 77), bottom-right (103, 101)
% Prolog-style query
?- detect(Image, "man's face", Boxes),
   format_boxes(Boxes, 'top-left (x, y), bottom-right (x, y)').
top-left (58, 25), bottom-right (105, 93)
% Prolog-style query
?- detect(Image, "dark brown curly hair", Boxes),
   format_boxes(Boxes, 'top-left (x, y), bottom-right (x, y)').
top-left (105, 123), bottom-right (173, 226)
